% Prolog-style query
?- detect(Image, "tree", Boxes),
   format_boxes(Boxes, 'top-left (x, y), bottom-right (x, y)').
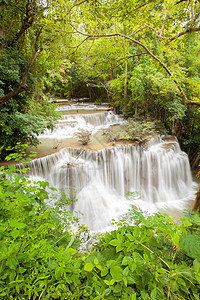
top-left (65, 0), bottom-right (200, 107)
top-left (0, 0), bottom-right (45, 106)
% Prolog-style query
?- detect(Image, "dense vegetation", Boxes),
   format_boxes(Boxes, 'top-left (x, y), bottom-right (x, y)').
top-left (0, 0), bottom-right (200, 298)
top-left (0, 161), bottom-right (200, 299)
top-left (0, 0), bottom-right (200, 162)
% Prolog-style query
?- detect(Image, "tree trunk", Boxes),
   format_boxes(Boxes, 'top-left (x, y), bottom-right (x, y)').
top-left (88, 85), bottom-right (92, 101)
top-left (110, 69), bottom-right (113, 80)
top-left (192, 152), bottom-right (200, 170)
top-left (192, 182), bottom-right (200, 211)
top-left (0, 48), bottom-right (42, 107)
top-left (71, 28), bottom-right (200, 107)
top-left (124, 62), bottom-right (128, 112)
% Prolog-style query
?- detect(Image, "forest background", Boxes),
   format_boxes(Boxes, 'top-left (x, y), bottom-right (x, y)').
top-left (0, 0), bottom-right (200, 299)
top-left (0, 0), bottom-right (200, 164)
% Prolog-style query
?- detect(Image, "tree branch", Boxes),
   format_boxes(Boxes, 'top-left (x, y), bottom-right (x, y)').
top-left (160, 10), bottom-right (168, 37)
top-left (0, 28), bottom-right (43, 107)
top-left (0, 49), bottom-right (42, 107)
top-left (69, 0), bottom-right (88, 13)
top-left (69, 24), bottom-right (200, 106)
top-left (170, 26), bottom-right (200, 41)
top-left (145, 24), bottom-right (167, 39)
top-left (68, 36), bottom-right (90, 55)
top-left (8, 0), bottom-right (37, 47)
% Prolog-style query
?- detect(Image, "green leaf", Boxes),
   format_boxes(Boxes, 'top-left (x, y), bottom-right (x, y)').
top-left (122, 256), bottom-right (133, 266)
top-left (123, 266), bottom-right (129, 277)
top-left (94, 257), bottom-right (99, 265)
top-left (126, 233), bottom-right (134, 241)
top-left (143, 254), bottom-right (149, 263)
top-left (123, 276), bottom-right (127, 287)
top-left (101, 267), bottom-right (108, 277)
top-left (104, 288), bottom-right (111, 296)
top-left (113, 283), bottom-right (122, 294)
top-left (10, 230), bottom-right (20, 239)
top-left (172, 233), bottom-right (180, 248)
top-left (110, 266), bottom-right (123, 281)
top-left (106, 260), bottom-right (116, 268)
top-left (55, 267), bottom-right (65, 280)
top-left (104, 279), bottom-right (115, 286)
top-left (131, 293), bottom-right (137, 300)
top-left (84, 262), bottom-right (94, 272)
top-left (132, 252), bottom-right (144, 264)
top-left (6, 257), bottom-right (18, 270)
top-left (193, 259), bottom-right (200, 273)
top-left (116, 245), bottom-right (124, 252)
top-left (180, 233), bottom-right (200, 261)
top-left (109, 239), bottom-right (121, 246)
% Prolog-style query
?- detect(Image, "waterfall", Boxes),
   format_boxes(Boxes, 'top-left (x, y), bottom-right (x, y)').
top-left (25, 136), bottom-right (197, 231)
top-left (39, 111), bottom-right (122, 139)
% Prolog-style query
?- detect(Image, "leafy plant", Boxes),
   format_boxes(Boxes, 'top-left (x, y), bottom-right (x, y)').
top-left (1, 148), bottom-right (200, 299)
top-left (0, 162), bottom-right (82, 299)
top-left (81, 210), bottom-right (200, 299)
top-left (75, 129), bottom-right (92, 145)
top-left (102, 127), bottom-right (120, 143)
top-left (121, 118), bottom-right (158, 142)
top-left (0, 98), bottom-right (60, 160)
top-left (102, 117), bottom-right (161, 144)
top-left (1, 161), bottom-right (200, 299)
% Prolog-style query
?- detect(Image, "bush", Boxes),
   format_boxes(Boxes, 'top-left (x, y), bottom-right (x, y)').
top-left (102, 117), bottom-right (164, 144)
top-left (0, 99), bottom-right (60, 160)
top-left (0, 162), bottom-right (82, 299)
top-left (0, 160), bottom-right (200, 299)
top-left (74, 129), bottom-right (92, 145)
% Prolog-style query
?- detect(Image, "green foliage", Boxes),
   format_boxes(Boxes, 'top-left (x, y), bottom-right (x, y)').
top-left (102, 127), bottom-right (120, 143)
top-left (83, 210), bottom-right (200, 299)
top-left (103, 117), bottom-right (163, 144)
top-left (0, 48), bottom-right (29, 97)
top-left (121, 118), bottom-right (159, 142)
top-left (0, 163), bottom-right (82, 299)
top-left (1, 160), bottom-right (200, 298)
top-left (0, 100), bottom-right (60, 160)
top-left (43, 60), bottom-right (72, 98)
top-left (108, 76), bottom-right (125, 107)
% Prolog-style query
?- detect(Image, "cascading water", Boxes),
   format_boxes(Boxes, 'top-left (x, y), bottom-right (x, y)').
top-left (39, 111), bottom-right (122, 139)
top-left (25, 110), bottom-right (197, 231)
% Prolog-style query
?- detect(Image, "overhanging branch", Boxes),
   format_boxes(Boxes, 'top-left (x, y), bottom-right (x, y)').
top-left (0, 27), bottom-right (43, 107)
top-left (69, 24), bottom-right (200, 107)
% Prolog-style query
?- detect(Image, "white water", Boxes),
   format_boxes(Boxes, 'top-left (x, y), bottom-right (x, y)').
top-left (55, 102), bottom-right (110, 112)
top-left (26, 113), bottom-right (197, 231)
top-left (39, 111), bottom-right (122, 139)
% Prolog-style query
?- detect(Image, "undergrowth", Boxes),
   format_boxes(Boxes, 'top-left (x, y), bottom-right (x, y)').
top-left (0, 150), bottom-right (200, 299)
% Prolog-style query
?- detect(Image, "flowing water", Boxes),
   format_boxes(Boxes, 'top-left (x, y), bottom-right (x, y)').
top-left (26, 102), bottom-right (198, 231)
top-left (39, 111), bottom-right (122, 139)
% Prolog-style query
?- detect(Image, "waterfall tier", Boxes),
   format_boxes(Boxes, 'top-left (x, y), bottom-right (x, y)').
top-left (39, 111), bottom-right (122, 139)
top-left (24, 136), bottom-right (197, 231)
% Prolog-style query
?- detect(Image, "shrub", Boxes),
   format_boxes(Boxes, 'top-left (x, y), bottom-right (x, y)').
top-left (75, 129), bottom-right (92, 145)
top-left (0, 156), bottom-right (200, 299)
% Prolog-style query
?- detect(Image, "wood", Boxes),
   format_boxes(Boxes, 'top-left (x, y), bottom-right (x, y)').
top-left (0, 48), bottom-right (42, 107)
top-left (192, 182), bottom-right (200, 211)
top-left (124, 62), bottom-right (128, 112)
top-left (0, 26), bottom-right (43, 107)
top-left (70, 24), bottom-right (200, 107)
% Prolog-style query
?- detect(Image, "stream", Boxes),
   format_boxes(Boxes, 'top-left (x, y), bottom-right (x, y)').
top-left (26, 100), bottom-right (198, 231)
